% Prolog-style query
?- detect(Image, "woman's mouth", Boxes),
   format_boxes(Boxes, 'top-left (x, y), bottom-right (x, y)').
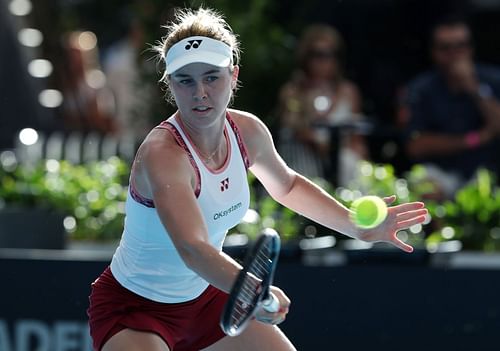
top-left (192, 106), bottom-right (213, 114)
top-left (193, 106), bottom-right (210, 112)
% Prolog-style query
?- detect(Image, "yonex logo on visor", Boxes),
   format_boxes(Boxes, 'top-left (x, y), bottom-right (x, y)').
top-left (185, 39), bottom-right (202, 50)
top-left (166, 36), bottom-right (232, 74)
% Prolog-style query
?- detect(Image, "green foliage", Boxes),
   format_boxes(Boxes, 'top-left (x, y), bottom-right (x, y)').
top-left (343, 161), bottom-right (500, 252)
top-left (425, 169), bottom-right (500, 252)
top-left (3, 154), bottom-right (498, 251)
top-left (0, 157), bottom-right (129, 241)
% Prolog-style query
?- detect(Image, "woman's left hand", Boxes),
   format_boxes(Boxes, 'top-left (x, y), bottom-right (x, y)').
top-left (356, 195), bottom-right (428, 253)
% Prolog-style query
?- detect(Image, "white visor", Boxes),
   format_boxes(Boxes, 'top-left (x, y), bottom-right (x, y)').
top-left (165, 36), bottom-right (232, 74)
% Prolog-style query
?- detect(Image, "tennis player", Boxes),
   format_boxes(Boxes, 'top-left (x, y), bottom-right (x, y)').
top-left (87, 7), bottom-right (428, 351)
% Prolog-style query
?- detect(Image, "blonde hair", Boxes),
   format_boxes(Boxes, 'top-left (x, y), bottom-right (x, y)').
top-left (154, 7), bottom-right (240, 83)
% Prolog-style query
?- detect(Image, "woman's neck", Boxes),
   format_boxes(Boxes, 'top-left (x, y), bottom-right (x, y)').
top-left (175, 112), bottom-right (227, 164)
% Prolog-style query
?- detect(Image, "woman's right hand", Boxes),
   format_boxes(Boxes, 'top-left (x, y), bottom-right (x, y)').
top-left (254, 285), bottom-right (291, 325)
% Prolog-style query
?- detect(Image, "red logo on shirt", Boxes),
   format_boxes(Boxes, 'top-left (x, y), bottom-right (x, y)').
top-left (220, 178), bottom-right (229, 192)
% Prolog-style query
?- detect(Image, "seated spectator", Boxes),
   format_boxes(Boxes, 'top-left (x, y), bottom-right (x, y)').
top-left (277, 24), bottom-right (368, 186)
top-left (102, 12), bottom-right (154, 139)
top-left (60, 31), bottom-right (117, 134)
top-left (404, 16), bottom-right (500, 198)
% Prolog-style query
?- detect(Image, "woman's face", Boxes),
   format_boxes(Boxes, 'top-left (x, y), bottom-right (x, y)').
top-left (169, 62), bottom-right (238, 127)
top-left (306, 39), bottom-right (339, 80)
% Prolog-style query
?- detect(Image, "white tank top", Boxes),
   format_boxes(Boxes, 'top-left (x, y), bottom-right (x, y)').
top-left (110, 113), bottom-right (251, 303)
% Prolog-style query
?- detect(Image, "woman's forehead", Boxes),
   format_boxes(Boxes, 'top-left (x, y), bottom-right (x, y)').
top-left (172, 62), bottom-right (227, 76)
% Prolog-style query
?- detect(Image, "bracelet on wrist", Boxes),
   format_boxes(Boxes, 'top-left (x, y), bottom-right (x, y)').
top-left (464, 131), bottom-right (481, 149)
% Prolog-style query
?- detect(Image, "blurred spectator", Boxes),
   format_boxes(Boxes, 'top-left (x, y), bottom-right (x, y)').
top-left (277, 24), bottom-right (368, 186)
top-left (60, 31), bottom-right (117, 134)
top-left (404, 16), bottom-right (500, 198)
top-left (102, 12), bottom-right (153, 139)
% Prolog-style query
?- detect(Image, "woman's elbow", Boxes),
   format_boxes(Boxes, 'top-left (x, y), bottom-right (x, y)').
top-left (175, 239), bottom-right (207, 270)
top-left (270, 171), bottom-right (298, 203)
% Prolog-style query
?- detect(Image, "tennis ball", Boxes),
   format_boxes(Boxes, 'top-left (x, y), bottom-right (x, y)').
top-left (350, 196), bottom-right (388, 229)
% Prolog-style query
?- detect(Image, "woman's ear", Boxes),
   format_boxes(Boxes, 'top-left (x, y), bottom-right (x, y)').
top-left (231, 65), bottom-right (239, 90)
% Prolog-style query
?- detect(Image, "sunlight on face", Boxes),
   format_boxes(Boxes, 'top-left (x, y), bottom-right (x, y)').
top-left (169, 63), bottom-right (236, 124)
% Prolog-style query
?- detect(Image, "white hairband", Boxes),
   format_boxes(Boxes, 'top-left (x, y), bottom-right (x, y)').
top-left (165, 36), bottom-right (232, 74)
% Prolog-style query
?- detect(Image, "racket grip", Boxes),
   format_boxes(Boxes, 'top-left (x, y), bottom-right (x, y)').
top-left (262, 292), bottom-right (280, 313)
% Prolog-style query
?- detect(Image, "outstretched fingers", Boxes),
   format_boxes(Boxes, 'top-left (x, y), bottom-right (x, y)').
top-left (396, 209), bottom-right (428, 223)
top-left (390, 236), bottom-right (414, 253)
top-left (396, 215), bottom-right (427, 230)
top-left (392, 201), bottom-right (426, 213)
top-left (389, 210), bottom-right (428, 252)
top-left (383, 195), bottom-right (397, 205)
top-left (385, 201), bottom-right (428, 253)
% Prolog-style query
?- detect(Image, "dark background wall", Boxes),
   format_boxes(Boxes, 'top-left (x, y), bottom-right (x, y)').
top-left (1, 252), bottom-right (499, 350)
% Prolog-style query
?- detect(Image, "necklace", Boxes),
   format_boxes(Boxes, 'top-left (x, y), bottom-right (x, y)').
top-left (199, 138), bottom-right (224, 164)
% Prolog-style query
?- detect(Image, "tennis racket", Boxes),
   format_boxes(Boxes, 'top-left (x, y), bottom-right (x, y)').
top-left (220, 228), bottom-right (281, 337)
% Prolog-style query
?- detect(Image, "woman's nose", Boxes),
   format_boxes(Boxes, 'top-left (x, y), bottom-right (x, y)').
top-left (193, 82), bottom-right (207, 101)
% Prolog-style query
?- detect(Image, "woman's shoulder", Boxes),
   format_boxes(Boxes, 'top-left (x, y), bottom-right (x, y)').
top-left (227, 109), bottom-right (271, 156)
top-left (130, 125), bottom-right (192, 199)
top-left (227, 108), bottom-right (256, 119)
top-left (226, 109), bottom-right (275, 168)
top-left (227, 108), bottom-right (267, 132)
top-left (137, 125), bottom-right (189, 169)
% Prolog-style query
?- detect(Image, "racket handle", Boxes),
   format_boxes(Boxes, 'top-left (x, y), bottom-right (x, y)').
top-left (262, 292), bottom-right (280, 313)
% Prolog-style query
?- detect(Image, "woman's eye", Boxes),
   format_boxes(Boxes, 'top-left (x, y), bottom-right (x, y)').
top-left (206, 76), bottom-right (218, 82)
top-left (179, 79), bottom-right (193, 85)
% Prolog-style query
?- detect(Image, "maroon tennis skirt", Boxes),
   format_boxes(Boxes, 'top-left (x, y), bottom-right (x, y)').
top-left (87, 266), bottom-right (229, 351)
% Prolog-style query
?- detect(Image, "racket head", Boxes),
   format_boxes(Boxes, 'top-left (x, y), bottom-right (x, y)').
top-left (220, 228), bottom-right (281, 337)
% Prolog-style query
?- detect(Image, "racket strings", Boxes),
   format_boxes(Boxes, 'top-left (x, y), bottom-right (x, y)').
top-left (231, 242), bottom-right (273, 325)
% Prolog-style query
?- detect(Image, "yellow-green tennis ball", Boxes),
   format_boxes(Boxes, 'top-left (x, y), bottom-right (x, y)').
top-left (350, 196), bottom-right (388, 229)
